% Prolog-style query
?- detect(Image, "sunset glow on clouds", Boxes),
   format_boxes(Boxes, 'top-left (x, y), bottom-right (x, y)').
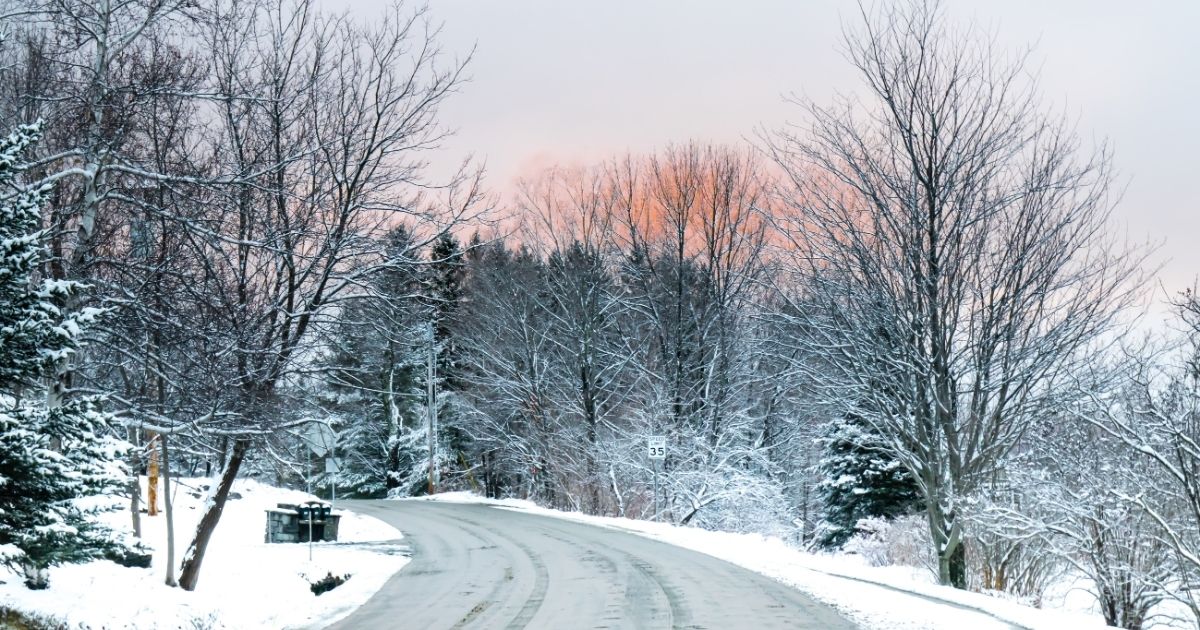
top-left (335, 0), bottom-right (1200, 297)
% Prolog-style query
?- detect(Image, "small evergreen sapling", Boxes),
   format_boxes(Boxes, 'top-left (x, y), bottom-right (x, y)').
top-left (817, 415), bottom-right (921, 548)
top-left (0, 123), bottom-right (129, 589)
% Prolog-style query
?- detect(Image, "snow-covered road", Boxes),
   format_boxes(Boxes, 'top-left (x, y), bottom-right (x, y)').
top-left (324, 500), bottom-right (856, 629)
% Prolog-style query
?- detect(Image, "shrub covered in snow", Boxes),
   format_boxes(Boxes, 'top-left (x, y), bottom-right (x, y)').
top-left (843, 515), bottom-right (933, 571)
top-left (309, 571), bottom-right (352, 596)
top-left (680, 469), bottom-right (793, 538)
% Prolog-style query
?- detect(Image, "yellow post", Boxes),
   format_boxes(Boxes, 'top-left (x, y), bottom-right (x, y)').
top-left (147, 433), bottom-right (160, 516)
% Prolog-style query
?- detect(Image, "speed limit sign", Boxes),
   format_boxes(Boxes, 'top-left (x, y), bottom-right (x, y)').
top-left (648, 436), bottom-right (666, 460)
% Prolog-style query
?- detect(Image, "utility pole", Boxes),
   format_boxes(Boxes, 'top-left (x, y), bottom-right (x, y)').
top-left (427, 320), bottom-right (438, 495)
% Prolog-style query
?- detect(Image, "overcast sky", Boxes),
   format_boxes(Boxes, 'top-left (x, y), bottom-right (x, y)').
top-left (343, 0), bottom-right (1200, 299)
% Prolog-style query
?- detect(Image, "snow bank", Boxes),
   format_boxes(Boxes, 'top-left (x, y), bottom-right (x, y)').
top-left (413, 492), bottom-right (1110, 630)
top-left (0, 478), bottom-right (408, 629)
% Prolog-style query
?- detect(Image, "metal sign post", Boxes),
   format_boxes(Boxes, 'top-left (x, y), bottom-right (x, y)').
top-left (302, 499), bottom-right (323, 562)
top-left (648, 436), bottom-right (665, 522)
top-left (306, 507), bottom-right (314, 561)
top-left (325, 457), bottom-right (341, 511)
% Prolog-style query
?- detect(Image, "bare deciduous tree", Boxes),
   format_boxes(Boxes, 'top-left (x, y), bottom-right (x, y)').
top-left (1075, 293), bottom-right (1200, 624)
top-left (165, 0), bottom-right (477, 590)
top-left (767, 0), bottom-right (1142, 587)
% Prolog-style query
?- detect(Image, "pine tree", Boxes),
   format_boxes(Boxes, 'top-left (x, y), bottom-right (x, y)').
top-left (424, 233), bottom-right (470, 486)
top-left (319, 227), bottom-right (427, 497)
top-left (817, 414), bottom-right (921, 548)
top-left (427, 232), bottom-right (465, 383)
top-left (0, 123), bottom-right (128, 589)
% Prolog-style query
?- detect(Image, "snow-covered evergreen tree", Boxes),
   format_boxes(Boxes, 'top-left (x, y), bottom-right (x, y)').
top-left (318, 226), bottom-right (429, 497)
top-left (424, 232), bottom-right (471, 487)
top-left (0, 123), bottom-right (128, 589)
top-left (817, 415), bottom-right (920, 548)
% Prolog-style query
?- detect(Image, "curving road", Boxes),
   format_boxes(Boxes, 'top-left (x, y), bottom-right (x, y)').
top-left (326, 500), bottom-right (856, 630)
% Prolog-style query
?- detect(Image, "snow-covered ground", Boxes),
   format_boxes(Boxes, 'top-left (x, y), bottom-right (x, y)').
top-left (0, 484), bottom-right (1144, 629)
top-left (0, 478), bottom-right (408, 629)
top-left (411, 492), bottom-right (1112, 630)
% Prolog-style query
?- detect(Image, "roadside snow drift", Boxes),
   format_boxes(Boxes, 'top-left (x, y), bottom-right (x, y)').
top-left (0, 478), bottom-right (408, 629)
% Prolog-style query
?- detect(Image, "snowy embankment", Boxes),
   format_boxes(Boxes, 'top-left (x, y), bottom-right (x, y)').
top-left (413, 492), bottom-right (1110, 630)
top-left (0, 478), bottom-right (407, 629)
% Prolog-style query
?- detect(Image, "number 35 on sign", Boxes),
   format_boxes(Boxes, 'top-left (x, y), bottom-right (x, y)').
top-left (648, 436), bottom-right (666, 460)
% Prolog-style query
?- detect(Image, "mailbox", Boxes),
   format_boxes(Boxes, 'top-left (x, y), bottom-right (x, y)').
top-left (265, 502), bottom-right (340, 543)
top-left (298, 502), bottom-right (331, 522)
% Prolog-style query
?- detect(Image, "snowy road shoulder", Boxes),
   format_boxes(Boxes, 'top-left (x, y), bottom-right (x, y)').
top-left (407, 492), bottom-right (1110, 630)
top-left (0, 479), bottom-right (410, 630)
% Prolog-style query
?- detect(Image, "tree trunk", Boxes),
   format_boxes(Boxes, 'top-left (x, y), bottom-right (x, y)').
top-left (129, 475), bottom-right (142, 537)
top-left (161, 434), bottom-right (177, 587)
top-left (128, 428), bottom-right (142, 538)
top-left (948, 540), bottom-right (967, 590)
top-left (21, 564), bottom-right (48, 590)
top-left (929, 497), bottom-right (967, 589)
top-left (1098, 577), bottom-right (1146, 630)
top-left (937, 548), bottom-right (952, 587)
top-left (934, 536), bottom-right (968, 589)
top-left (178, 438), bottom-right (248, 591)
top-left (385, 368), bottom-right (402, 493)
top-left (483, 451), bottom-right (498, 499)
